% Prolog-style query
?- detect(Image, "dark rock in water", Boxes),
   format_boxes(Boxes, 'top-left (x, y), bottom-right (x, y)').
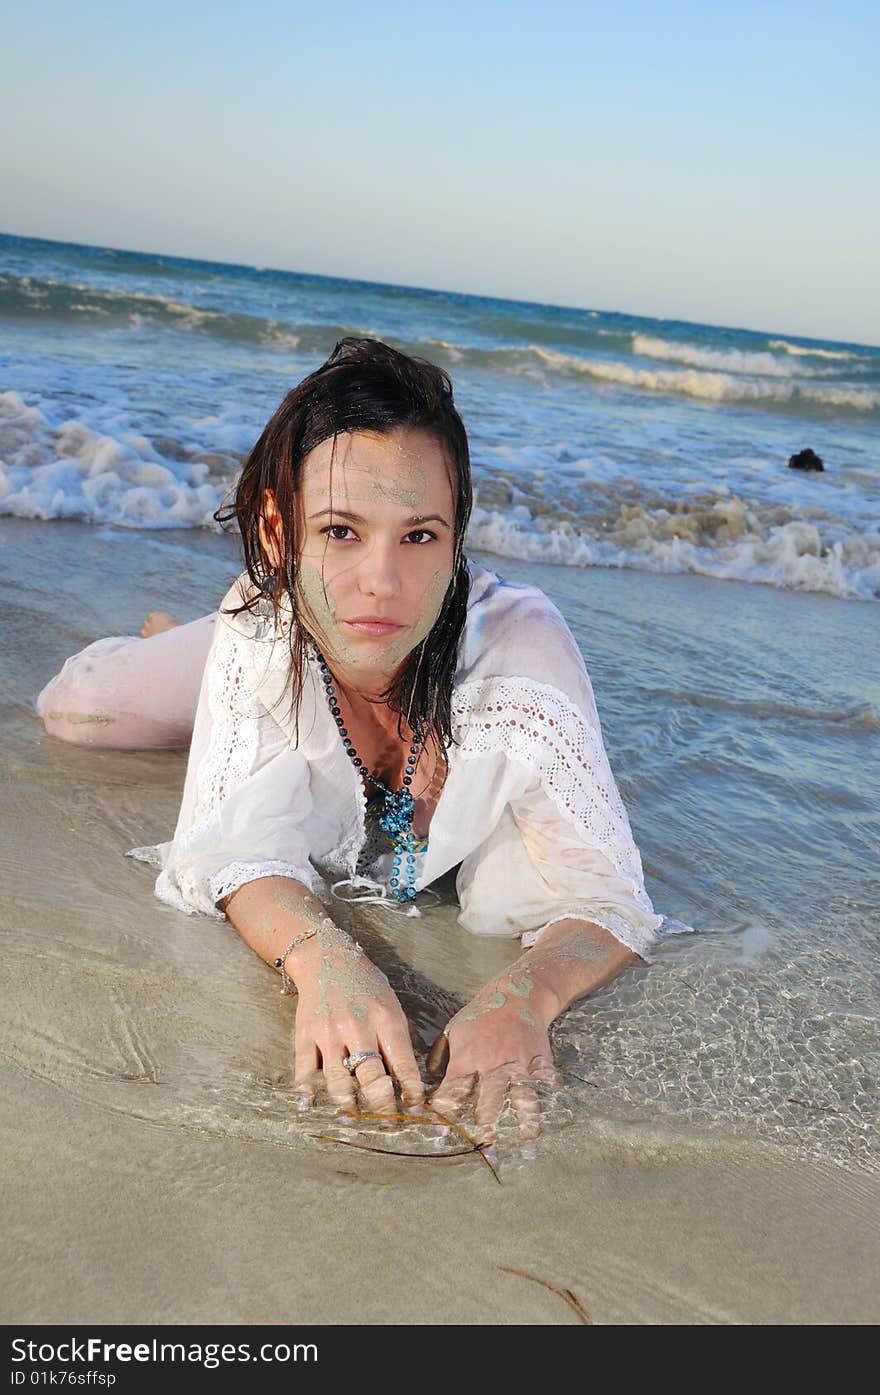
top-left (788, 448), bottom-right (825, 472)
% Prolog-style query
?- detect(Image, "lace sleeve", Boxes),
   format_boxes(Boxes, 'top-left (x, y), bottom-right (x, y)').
top-left (126, 615), bottom-right (329, 918)
top-left (452, 675), bottom-right (665, 962)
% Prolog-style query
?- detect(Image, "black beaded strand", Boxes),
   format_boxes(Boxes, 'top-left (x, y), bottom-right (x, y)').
top-left (311, 643), bottom-right (426, 903)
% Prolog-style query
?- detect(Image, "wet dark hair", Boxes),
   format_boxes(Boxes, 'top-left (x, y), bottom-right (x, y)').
top-left (213, 336), bottom-right (473, 771)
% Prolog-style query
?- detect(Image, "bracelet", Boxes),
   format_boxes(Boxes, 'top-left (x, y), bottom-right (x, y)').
top-left (273, 927), bottom-right (319, 995)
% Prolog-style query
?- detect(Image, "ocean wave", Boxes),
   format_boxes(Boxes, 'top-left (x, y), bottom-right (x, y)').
top-left (525, 346), bottom-right (880, 412)
top-left (413, 337), bottom-right (879, 410)
top-left (0, 273), bottom-right (357, 353)
top-left (419, 336), bottom-right (467, 362)
top-left (631, 333), bottom-right (851, 378)
top-left (768, 339), bottom-right (868, 362)
top-left (641, 687), bottom-right (880, 733)
top-left (467, 493), bottom-right (880, 602)
top-left (4, 387), bottom-right (878, 601)
top-left (8, 271), bottom-right (876, 418)
top-left (0, 390), bottom-right (229, 528)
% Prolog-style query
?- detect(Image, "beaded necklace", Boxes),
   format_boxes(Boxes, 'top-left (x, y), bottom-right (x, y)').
top-left (311, 642), bottom-right (426, 905)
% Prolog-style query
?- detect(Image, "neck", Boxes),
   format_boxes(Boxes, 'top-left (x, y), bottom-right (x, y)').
top-left (304, 632), bottom-right (424, 730)
top-left (322, 660), bottom-right (426, 744)
top-left (330, 660), bottom-right (398, 704)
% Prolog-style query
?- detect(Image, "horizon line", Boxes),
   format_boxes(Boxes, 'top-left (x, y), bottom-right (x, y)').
top-left (1, 225), bottom-right (877, 354)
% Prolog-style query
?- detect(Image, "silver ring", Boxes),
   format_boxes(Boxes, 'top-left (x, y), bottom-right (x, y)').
top-left (343, 1051), bottom-right (382, 1074)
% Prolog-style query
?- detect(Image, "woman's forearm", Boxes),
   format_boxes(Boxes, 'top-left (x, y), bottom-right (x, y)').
top-left (491, 918), bottom-right (641, 1027)
top-left (221, 876), bottom-right (343, 987)
top-left (224, 882), bottom-right (637, 1026)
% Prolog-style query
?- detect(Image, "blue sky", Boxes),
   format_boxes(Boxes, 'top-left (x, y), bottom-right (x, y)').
top-left (3, 0), bottom-right (878, 345)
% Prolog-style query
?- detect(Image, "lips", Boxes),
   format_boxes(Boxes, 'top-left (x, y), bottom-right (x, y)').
top-left (344, 618), bottom-right (405, 636)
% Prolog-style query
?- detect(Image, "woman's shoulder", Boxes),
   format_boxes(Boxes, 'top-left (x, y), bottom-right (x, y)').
top-left (455, 557), bottom-right (602, 733)
top-left (457, 557), bottom-right (583, 687)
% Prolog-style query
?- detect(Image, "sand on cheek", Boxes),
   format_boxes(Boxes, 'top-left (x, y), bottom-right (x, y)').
top-left (295, 560), bottom-right (453, 671)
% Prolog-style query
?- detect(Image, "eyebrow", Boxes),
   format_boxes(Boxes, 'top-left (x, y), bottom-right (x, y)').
top-left (308, 508), bottom-right (451, 528)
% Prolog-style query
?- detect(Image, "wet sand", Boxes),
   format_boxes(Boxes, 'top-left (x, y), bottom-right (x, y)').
top-left (1, 517), bottom-right (877, 1324)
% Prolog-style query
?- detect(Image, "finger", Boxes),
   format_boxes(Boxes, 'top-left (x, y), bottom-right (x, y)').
top-left (509, 1082), bottom-right (542, 1143)
top-left (378, 1026), bottom-right (427, 1111)
top-left (292, 1038), bottom-right (320, 1109)
top-left (292, 1069), bottom-right (323, 1111)
top-left (472, 1070), bottom-right (509, 1147)
top-left (322, 1058), bottom-right (358, 1114)
top-left (428, 1070), bottom-right (476, 1121)
top-left (511, 1057), bottom-right (563, 1154)
top-left (353, 1056), bottom-right (398, 1121)
top-left (426, 1031), bottom-right (449, 1077)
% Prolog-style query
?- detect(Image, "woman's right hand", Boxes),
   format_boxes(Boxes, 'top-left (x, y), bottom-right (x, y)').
top-left (291, 926), bottom-right (426, 1120)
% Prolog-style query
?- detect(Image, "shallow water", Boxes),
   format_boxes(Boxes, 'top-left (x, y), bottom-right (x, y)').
top-left (3, 518), bottom-right (876, 1175)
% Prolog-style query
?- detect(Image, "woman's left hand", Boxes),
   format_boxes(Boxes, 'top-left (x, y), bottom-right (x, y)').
top-left (425, 969), bottom-right (563, 1157)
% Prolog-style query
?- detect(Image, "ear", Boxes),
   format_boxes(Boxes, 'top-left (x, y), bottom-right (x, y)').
top-left (258, 489), bottom-right (285, 571)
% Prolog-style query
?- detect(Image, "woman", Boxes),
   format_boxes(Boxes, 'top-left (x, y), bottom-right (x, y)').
top-left (36, 337), bottom-right (672, 1154)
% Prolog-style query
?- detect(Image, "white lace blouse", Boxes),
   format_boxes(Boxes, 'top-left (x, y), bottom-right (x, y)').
top-left (128, 558), bottom-right (673, 962)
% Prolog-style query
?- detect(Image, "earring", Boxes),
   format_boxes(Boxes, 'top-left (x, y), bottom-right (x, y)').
top-left (255, 571), bottom-right (279, 640)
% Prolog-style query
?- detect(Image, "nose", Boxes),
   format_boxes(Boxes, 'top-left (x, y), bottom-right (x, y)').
top-left (357, 536), bottom-right (401, 600)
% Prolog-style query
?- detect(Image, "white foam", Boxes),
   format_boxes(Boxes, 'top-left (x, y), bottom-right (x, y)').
top-left (0, 391), bottom-right (225, 528)
top-left (768, 339), bottom-right (867, 361)
top-left (4, 385), bottom-right (877, 601)
top-left (526, 346), bottom-right (880, 411)
top-left (420, 336), bottom-right (466, 361)
top-left (467, 498), bottom-right (880, 602)
top-left (632, 333), bottom-right (838, 378)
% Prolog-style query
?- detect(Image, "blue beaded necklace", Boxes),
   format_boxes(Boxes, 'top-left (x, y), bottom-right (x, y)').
top-left (311, 642), bottom-right (426, 905)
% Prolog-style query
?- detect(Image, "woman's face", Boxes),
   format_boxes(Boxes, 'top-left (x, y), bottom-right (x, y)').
top-left (286, 425), bottom-right (457, 691)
